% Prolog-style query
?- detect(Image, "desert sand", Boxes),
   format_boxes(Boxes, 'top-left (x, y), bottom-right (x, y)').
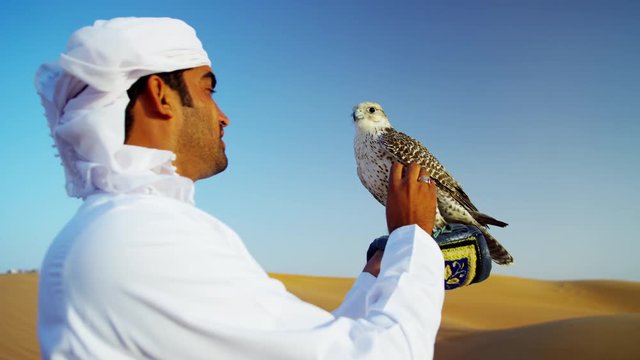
top-left (1, 273), bottom-right (639, 359)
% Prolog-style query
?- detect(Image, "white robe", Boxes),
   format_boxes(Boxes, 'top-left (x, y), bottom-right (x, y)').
top-left (38, 189), bottom-right (444, 359)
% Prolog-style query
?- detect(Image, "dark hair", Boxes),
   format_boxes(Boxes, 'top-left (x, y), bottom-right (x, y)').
top-left (124, 69), bottom-right (193, 141)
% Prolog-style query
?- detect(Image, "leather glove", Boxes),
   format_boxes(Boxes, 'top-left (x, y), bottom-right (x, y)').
top-left (366, 224), bottom-right (492, 290)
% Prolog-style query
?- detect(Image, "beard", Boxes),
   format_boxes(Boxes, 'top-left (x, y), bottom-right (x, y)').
top-left (178, 106), bottom-right (228, 180)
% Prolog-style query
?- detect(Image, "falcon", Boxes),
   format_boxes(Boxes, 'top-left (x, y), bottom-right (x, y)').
top-left (352, 101), bottom-right (513, 265)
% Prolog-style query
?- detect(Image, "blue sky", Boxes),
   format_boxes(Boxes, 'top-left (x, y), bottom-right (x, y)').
top-left (1, 0), bottom-right (639, 281)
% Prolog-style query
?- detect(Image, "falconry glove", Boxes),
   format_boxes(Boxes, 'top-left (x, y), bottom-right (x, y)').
top-left (366, 224), bottom-right (492, 290)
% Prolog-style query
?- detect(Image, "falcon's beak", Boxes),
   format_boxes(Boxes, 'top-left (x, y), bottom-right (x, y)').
top-left (352, 109), bottom-right (364, 122)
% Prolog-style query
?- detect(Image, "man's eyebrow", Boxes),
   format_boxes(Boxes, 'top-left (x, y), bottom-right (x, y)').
top-left (201, 71), bottom-right (217, 89)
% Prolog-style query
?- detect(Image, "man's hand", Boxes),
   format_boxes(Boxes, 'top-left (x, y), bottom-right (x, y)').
top-left (386, 162), bottom-right (437, 235)
top-left (362, 250), bottom-right (383, 277)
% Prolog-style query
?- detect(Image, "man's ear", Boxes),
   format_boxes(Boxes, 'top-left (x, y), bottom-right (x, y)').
top-left (143, 75), bottom-right (176, 119)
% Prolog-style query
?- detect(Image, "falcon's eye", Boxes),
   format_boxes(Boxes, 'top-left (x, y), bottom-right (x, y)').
top-left (368, 107), bottom-right (376, 114)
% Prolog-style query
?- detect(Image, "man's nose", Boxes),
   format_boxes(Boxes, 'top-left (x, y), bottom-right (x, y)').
top-left (219, 110), bottom-right (230, 127)
top-left (216, 103), bottom-right (230, 127)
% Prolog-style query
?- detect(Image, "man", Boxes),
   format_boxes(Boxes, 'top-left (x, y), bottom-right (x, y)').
top-left (36, 17), bottom-right (444, 359)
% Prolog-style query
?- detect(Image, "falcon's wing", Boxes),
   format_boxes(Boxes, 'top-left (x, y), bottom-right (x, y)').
top-left (379, 128), bottom-right (479, 213)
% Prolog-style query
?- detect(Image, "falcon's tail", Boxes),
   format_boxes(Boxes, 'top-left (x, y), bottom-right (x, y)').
top-left (478, 228), bottom-right (514, 265)
top-left (471, 211), bottom-right (508, 228)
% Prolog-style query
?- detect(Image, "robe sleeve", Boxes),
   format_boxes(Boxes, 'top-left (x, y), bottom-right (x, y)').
top-left (332, 272), bottom-right (376, 319)
top-left (110, 224), bottom-right (444, 359)
top-left (333, 224), bottom-right (444, 322)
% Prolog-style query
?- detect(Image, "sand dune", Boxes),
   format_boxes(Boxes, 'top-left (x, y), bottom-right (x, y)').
top-left (0, 274), bottom-right (39, 360)
top-left (437, 276), bottom-right (640, 359)
top-left (441, 275), bottom-right (640, 328)
top-left (437, 313), bottom-right (640, 360)
top-left (1, 273), bottom-right (639, 359)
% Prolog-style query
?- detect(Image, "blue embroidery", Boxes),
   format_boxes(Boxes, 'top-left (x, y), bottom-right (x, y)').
top-left (444, 259), bottom-right (469, 290)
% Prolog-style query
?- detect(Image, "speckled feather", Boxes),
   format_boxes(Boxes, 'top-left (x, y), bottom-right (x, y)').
top-left (380, 128), bottom-right (478, 212)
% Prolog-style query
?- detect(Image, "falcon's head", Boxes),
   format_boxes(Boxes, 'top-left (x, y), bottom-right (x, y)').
top-left (352, 101), bottom-right (392, 134)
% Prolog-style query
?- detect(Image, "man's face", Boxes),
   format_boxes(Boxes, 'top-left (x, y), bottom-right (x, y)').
top-left (175, 65), bottom-right (230, 180)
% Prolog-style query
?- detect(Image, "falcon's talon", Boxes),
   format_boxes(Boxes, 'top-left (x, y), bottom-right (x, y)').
top-left (432, 226), bottom-right (447, 239)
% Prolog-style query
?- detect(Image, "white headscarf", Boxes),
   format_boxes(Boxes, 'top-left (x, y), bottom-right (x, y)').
top-left (35, 17), bottom-right (211, 203)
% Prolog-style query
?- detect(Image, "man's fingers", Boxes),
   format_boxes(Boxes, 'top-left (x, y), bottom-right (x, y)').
top-left (405, 163), bottom-right (422, 182)
top-left (389, 162), bottom-right (403, 186)
top-left (389, 162), bottom-right (430, 186)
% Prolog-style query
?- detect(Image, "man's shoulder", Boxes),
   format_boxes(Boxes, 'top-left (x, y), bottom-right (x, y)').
top-left (77, 193), bottom-right (200, 226)
top-left (57, 193), bottom-right (214, 250)
top-left (49, 193), bottom-right (230, 285)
